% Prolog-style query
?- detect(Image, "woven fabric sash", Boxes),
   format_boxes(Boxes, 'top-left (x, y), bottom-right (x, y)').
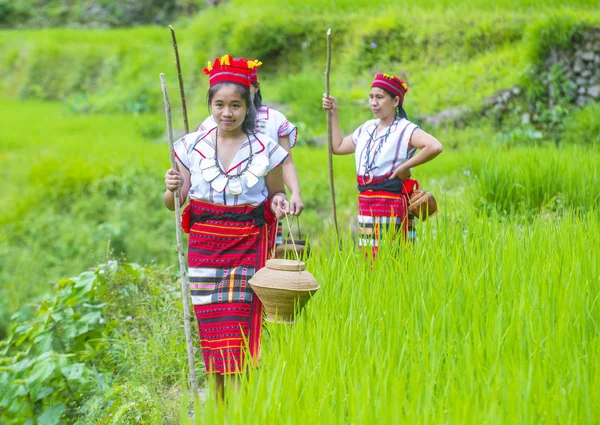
top-left (191, 202), bottom-right (268, 227)
top-left (358, 178), bottom-right (404, 194)
top-left (357, 174), bottom-right (419, 195)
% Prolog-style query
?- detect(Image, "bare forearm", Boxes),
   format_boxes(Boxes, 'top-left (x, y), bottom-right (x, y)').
top-left (282, 159), bottom-right (301, 195)
top-left (402, 144), bottom-right (442, 170)
top-left (266, 165), bottom-right (285, 198)
top-left (329, 111), bottom-right (345, 154)
top-left (163, 190), bottom-right (175, 211)
top-left (163, 189), bottom-right (187, 211)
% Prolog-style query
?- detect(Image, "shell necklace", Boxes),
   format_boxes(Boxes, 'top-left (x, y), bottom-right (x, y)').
top-left (199, 131), bottom-right (270, 195)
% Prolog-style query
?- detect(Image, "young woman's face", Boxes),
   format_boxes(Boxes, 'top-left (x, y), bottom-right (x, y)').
top-left (369, 87), bottom-right (399, 120)
top-left (210, 85), bottom-right (248, 132)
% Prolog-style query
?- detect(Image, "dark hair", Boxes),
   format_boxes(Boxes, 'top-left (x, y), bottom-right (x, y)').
top-left (253, 86), bottom-right (263, 110)
top-left (207, 82), bottom-right (256, 134)
top-left (376, 86), bottom-right (408, 120)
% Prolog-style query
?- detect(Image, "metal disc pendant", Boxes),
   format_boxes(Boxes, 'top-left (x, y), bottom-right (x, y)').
top-left (248, 162), bottom-right (267, 178)
top-left (253, 154), bottom-right (269, 169)
top-left (202, 166), bottom-right (220, 182)
top-left (241, 171), bottom-right (259, 188)
top-left (210, 174), bottom-right (228, 192)
top-left (228, 176), bottom-right (243, 195)
top-left (200, 157), bottom-right (217, 170)
top-left (247, 153), bottom-right (269, 177)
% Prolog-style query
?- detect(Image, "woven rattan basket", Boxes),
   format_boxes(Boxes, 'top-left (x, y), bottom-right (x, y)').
top-left (249, 259), bottom-right (319, 324)
top-left (408, 190), bottom-right (438, 221)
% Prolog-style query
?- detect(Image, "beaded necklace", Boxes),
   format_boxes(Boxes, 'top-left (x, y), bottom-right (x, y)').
top-left (361, 119), bottom-right (395, 184)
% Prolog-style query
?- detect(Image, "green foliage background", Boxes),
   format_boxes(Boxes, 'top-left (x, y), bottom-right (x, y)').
top-left (1, 1), bottom-right (599, 423)
top-left (0, 0), bottom-right (205, 28)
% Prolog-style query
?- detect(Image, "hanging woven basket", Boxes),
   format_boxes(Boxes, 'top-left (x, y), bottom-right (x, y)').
top-left (249, 259), bottom-right (319, 324)
top-left (408, 190), bottom-right (438, 220)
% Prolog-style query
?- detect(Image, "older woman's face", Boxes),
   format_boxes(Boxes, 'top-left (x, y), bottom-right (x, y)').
top-left (369, 87), bottom-right (399, 120)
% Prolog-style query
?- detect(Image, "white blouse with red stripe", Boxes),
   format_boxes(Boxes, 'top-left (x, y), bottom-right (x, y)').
top-left (174, 127), bottom-right (289, 206)
top-left (198, 106), bottom-right (298, 148)
top-left (352, 118), bottom-right (419, 178)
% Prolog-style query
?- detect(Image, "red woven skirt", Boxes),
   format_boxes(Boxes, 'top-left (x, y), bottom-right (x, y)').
top-left (357, 175), bottom-right (412, 258)
top-left (184, 199), bottom-right (272, 374)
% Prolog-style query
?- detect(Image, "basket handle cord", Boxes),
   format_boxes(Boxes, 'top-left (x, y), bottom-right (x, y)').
top-left (296, 215), bottom-right (302, 239)
top-left (284, 213), bottom-right (301, 264)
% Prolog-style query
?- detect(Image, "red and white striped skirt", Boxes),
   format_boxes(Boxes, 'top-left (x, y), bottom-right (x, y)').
top-left (185, 199), bottom-right (271, 374)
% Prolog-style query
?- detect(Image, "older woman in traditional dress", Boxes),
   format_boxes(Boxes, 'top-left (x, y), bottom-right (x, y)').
top-left (322, 73), bottom-right (443, 256)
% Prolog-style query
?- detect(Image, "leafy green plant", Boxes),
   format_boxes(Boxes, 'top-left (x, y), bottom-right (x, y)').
top-left (0, 260), bottom-right (191, 424)
top-left (0, 268), bottom-right (113, 423)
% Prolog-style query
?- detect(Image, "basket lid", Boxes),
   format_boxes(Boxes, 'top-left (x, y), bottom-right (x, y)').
top-left (266, 259), bottom-right (306, 271)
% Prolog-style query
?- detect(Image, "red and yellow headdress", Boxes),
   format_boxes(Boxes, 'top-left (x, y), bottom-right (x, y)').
top-left (371, 73), bottom-right (408, 103)
top-left (203, 55), bottom-right (262, 88)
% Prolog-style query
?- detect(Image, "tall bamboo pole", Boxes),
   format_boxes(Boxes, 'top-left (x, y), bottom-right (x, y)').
top-left (325, 28), bottom-right (338, 234)
top-left (168, 25), bottom-right (189, 134)
top-left (160, 73), bottom-right (198, 399)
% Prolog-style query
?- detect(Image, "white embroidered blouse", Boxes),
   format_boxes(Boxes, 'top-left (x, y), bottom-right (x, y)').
top-left (174, 127), bottom-right (289, 206)
top-left (352, 118), bottom-right (419, 178)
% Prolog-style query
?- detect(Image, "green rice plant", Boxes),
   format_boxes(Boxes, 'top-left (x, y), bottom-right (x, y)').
top-left (4, 206), bottom-right (597, 424)
top-left (561, 102), bottom-right (600, 146)
top-left (2, 99), bottom-right (598, 423)
top-left (469, 145), bottom-right (600, 214)
top-left (187, 207), bottom-right (600, 424)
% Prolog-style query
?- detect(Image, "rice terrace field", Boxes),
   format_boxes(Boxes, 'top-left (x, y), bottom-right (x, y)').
top-left (1, 0), bottom-right (599, 424)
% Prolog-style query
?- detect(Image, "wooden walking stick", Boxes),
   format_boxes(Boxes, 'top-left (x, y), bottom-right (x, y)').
top-left (325, 28), bottom-right (339, 234)
top-left (168, 25), bottom-right (189, 134)
top-left (160, 73), bottom-right (198, 399)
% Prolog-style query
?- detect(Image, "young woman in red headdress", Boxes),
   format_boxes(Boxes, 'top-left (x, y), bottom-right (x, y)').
top-left (322, 73), bottom-right (443, 255)
top-left (198, 63), bottom-right (303, 248)
top-left (163, 55), bottom-right (290, 400)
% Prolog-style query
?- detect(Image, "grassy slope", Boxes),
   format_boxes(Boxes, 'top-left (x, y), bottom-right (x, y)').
top-left (0, 99), bottom-right (174, 332)
top-left (2, 3), bottom-right (598, 137)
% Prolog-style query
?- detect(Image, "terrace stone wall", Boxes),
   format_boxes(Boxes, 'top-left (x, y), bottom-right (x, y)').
top-left (424, 27), bottom-right (600, 127)
top-left (545, 28), bottom-right (600, 106)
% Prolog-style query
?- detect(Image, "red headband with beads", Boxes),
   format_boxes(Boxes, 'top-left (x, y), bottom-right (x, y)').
top-left (371, 73), bottom-right (408, 103)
